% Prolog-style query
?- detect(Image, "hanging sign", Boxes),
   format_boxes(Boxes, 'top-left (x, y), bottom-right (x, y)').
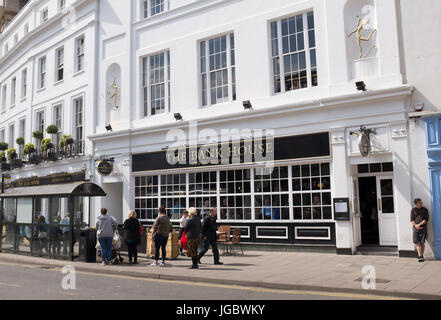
top-left (97, 161), bottom-right (113, 176)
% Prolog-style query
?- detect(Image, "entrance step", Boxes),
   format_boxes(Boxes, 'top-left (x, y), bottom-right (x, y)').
top-left (355, 245), bottom-right (399, 257)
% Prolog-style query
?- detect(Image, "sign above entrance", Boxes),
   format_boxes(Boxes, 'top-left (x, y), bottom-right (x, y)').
top-left (350, 126), bottom-right (377, 157)
top-left (132, 132), bottom-right (330, 172)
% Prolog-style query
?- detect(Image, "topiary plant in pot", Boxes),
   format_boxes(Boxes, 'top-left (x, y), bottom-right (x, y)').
top-left (7, 148), bottom-right (17, 162)
top-left (0, 142), bottom-right (9, 152)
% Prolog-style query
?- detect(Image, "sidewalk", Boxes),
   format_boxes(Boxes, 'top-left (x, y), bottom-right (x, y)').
top-left (1, 250), bottom-right (441, 299)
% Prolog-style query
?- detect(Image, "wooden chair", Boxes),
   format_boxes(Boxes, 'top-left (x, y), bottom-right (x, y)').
top-left (217, 225), bottom-right (231, 254)
top-left (225, 228), bottom-right (244, 255)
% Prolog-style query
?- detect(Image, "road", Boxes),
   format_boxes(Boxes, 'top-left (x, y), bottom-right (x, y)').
top-left (0, 261), bottom-right (405, 300)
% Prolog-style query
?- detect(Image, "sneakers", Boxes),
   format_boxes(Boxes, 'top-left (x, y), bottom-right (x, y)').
top-left (214, 261), bottom-right (224, 265)
top-left (418, 256), bottom-right (425, 262)
top-left (101, 261), bottom-right (106, 266)
top-left (151, 261), bottom-right (158, 267)
top-left (189, 265), bottom-right (199, 269)
top-left (160, 262), bottom-right (166, 267)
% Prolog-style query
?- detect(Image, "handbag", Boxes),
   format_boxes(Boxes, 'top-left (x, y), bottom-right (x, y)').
top-left (180, 231), bottom-right (188, 250)
top-left (153, 223), bottom-right (161, 241)
top-left (38, 231), bottom-right (48, 239)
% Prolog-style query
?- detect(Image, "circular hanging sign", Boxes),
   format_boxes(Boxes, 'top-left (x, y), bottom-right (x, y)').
top-left (97, 161), bottom-right (113, 176)
top-left (358, 132), bottom-right (371, 157)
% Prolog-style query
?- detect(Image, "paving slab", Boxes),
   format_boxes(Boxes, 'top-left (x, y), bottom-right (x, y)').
top-left (1, 250), bottom-right (441, 299)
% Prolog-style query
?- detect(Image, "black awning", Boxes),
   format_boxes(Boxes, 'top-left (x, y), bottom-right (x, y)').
top-left (0, 182), bottom-right (106, 198)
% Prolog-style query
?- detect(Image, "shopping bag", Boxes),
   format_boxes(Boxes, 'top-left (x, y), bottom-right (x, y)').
top-left (180, 231), bottom-right (188, 250)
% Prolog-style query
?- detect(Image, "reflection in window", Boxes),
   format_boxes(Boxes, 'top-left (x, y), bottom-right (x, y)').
top-left (271, 11), bottom-right (318, 94)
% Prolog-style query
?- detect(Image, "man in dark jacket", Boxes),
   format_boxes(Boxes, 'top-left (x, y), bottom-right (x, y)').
top-left (198, 208), bottom-right (223, 265)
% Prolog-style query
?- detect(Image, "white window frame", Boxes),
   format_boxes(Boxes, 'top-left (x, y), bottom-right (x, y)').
top-left (142, 0), bottom-right (169, 19)
top-left (2, 84), bottom-right (7, 113)
top-left (11, 77), bottom-right (16, 107)
top-left (270, 11), bottom-right (318, 95)
top-left (72, 96), bottom-right (84, 142)
top-left (8, 123), bottom-right (15, 149)
top-left (18, 118), bottom-right (26, 158)
top-left (142, 50), bottom-right (170, 117)
top-left (53, 103), bottom-right (63, 132)
top-left (59, 0), bottom-right (66, 12)
top-left (38, 56), bottom-right (47, 89)
top-left (75, 35), bottom-right (85, 73)
top-left (55, 46), bottom-right (64, 82)
top-left (21, 69), bottom-right (27, 99)
top-left (14, 34), bottom-right (18, 45)
top-left (36, 110), bottom-right (45, 134)
top-left (24, 23), bottom-right (29, 34)
top-left (0, 129), bottom-right (5, 143)
top-left (199, 32), bottom-right (236, 107)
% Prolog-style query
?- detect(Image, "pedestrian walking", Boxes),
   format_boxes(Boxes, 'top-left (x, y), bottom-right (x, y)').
top-left (411, 198), bottom-right (429, 262)
top-left (179, 209), bottom-right (189, 256)
top-left (184, 207), bottom-right (201, 269)
top-left (60, 212), bottom-right (70, 256)
top-left (151, 205), bottom-right (170, 267)
top-left (37, 215), bottom-right (49, 256)
top-left (198, 208), bottom-right (223, 265)
top-left (96, 208), bottom-right (118, 266)
top-left (123, 210), bottom-right (141, 264)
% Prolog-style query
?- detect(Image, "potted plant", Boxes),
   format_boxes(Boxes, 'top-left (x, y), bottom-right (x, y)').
top-left (46, 125), bottom-right (59, 135)
top-left (33, 131), bottom-right (44, 155)
top-left (7, 148), bottom-right (17, 162)
top-left (24, 142), bottom-right (39, 165)
top-left (59, 135), bottom-right (74, 157)
top-left (0, 142), bottom-right (9, 152)
top-left (16, 137), bottom-right (25, 159)
top-left (41, 138), bottom-right (56, 161)
top-left (0, 151), bottom-right (8, 171)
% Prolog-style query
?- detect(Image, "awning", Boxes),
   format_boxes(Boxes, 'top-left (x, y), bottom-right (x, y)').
top-left (0, 182), bottom-right (107, 198)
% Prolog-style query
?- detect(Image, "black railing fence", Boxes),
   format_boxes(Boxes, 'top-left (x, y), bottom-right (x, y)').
top-left (0, 140), bottom-right (85, 171)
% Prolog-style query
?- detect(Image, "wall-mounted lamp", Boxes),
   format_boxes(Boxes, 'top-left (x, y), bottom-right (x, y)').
top-left (105, 124), bottom-right (113, 132)
top-left (243, 100), bottom-right (253, 110)
top-left (174, 113), bottom-right (183, 121)
top-left (414, 103), bottom-right (424, 112)
top-left (355, 81), bottom-right (367, 91)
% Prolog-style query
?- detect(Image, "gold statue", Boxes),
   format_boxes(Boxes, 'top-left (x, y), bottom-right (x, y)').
top-left (110, 78), bottom-right (119, 109)
top-left (348, 16), bottom-right (377, 59)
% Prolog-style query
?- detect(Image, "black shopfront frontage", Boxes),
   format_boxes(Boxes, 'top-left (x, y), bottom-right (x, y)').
top-left (132, 132), bottom-right (337, 248)
top-left (0, 172), bottom-right (106, 260)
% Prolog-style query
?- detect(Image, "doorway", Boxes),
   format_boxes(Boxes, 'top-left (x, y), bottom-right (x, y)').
top-left (358, 177), bottom-right (379, 245)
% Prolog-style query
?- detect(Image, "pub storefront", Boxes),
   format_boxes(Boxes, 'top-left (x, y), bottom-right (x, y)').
top-left (132, 132), bottom-right (336, 247)
top-left (0, 172), bottom-right (106, 260)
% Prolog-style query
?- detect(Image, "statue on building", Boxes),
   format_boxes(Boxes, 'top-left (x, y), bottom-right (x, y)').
top-left (110, 78), bottom-right (119, 109)
top-left (348, 16), bottom-right (377, 59)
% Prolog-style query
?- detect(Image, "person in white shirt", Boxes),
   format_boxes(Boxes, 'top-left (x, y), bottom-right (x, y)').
top-left (179, 210), bottom-right (189, 256)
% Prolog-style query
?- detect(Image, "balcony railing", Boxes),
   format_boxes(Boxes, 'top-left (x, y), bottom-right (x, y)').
top-left (0, 140), bottom-right (85, 172)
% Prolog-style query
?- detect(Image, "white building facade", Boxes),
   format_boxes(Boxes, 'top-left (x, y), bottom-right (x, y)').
top-left (1, 0), bottom-right (439, 258)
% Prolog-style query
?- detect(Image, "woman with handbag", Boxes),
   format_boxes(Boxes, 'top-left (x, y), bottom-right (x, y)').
top-left (184, 207), bottom-right (201, 269)
top-left (123, 210), bottom-right (141, 265)
top-left (179, 210), bottom-right (189, 256)
top-left (37, 215), bottom-right (49, 256)
top-left (151, 206), bottom-right (169, 267)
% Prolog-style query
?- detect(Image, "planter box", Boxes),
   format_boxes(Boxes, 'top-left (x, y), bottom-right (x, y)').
top-left (146, 229), bottom-right (180, 260)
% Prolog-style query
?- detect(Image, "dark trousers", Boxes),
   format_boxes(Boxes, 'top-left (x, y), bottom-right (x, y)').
top-left (155, 235), bottom-right (168, 262)
top-left (198, 238), bottom-right (220, 263)
top-left (127, 242), bottom-right (138, 262)
top-left (192, 256), bottom-right (198, 267)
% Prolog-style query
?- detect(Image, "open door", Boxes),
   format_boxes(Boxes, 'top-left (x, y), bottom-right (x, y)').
top-left (376, 176), bottom-right (398, 246)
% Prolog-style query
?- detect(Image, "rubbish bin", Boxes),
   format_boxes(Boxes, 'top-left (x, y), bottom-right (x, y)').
top-left (80, 228), bottom-right (97, 263)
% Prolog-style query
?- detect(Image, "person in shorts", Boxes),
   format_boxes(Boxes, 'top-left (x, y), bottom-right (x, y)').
top-left (411, 199), bottom-right (429, 262)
